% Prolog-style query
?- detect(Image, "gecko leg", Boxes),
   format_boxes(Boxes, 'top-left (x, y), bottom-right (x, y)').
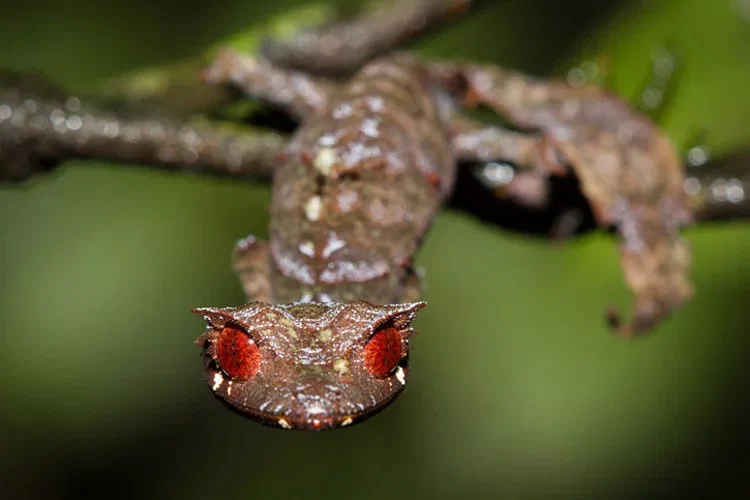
top-left (0, 73), bottom-right (286, 184)
top-left (450, 115), bottom-right (565, 171)
top-left (449, 114), bottom-right (566, 209)
top-left (260, 0), bottom-right (484, 76)
top-left (232, 235), bottom-right (273, 303)
top-left (452, 47), bottom-right (680, 222)
top-left (201, 49), bottom-right (334, 120)
top-left (433, 62), bottom-right (694, 335)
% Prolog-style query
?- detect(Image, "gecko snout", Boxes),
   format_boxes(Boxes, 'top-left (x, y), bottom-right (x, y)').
top-left (194, 300), bottom-right (424, 430)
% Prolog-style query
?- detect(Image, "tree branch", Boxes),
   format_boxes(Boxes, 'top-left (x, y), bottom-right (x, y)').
top-left (684, 148), bottom-right (750, 223)
top-left (448, 148), bottom-right (750, 238)
top-left (261, 0), bottom-right (496, 75)
top-left (0, 73), bottom-right (286, 183)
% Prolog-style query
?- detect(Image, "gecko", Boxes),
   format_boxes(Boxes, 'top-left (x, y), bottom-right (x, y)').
top-left (0, 0), bottom-right (747, 430)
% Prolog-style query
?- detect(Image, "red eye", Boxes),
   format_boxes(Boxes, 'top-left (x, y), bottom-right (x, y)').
top-left (215, 327), bottom-right (261, 380)
top-left (363, 327), bottom-right (403, 377)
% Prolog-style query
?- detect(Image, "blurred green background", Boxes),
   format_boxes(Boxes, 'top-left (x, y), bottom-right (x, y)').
top-left (1, 0), bottom-right (749, 498)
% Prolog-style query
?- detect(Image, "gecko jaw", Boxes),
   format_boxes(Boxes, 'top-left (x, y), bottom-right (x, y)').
top-left (202, 353), bottom-right (410, 430)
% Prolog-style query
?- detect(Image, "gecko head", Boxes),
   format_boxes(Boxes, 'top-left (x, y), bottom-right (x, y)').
top-left (192, 300), bottom-right (425, 430)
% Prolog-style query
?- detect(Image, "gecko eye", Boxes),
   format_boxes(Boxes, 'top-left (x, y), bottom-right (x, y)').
top-left (215, 326), bottom-right (261, 380)
top-left (363, 327), bottom-right (403, 377)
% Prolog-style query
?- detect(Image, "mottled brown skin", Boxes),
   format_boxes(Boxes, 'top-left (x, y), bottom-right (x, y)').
top-left (194, 301), bottom-right (423, 430)
top-left (269, 54), bottom-right (455, 303)
top-left (198, 53), bottom-right (452, 429)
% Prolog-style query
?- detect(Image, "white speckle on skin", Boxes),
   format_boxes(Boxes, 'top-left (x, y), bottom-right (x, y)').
top-left (320, 259), bottom-right (389, 284)
top-left (307, 402), bottom-right (325, 415)
top-left (227, 380), bottom-right (233, 396)
top-left (395, 366), bottom-right (406, 386)
top-left (366, 96), bottom-right (384, 112)
top-left (333, 359), bottom-right (350, 376)
top-left (305, 195), bottom-right (323, 221)
top-left (341, 143), bottom-right (381, 167)
top-left (322, 232), bottom-right (346, 259)
top-left (336, 187), bottom-right (359, 212)
top-left (361, 118), bottom-right (380, 138)
top-left (278, 418), bottom-right (292, 429)
top-left (212, 372), bottom-right (224, 391)
top-left (341, 416), bottom-right (354, 427)
top-left (235, 235), bottom-right (256, 252)
top-left (318, 134), bottom-right (336, 146)
top-left (333, 103), bottom-right (353, 119)
top-left (315, 147), bottom-right (336, 177)
top-left (299, 240), bottom-right (315, 257)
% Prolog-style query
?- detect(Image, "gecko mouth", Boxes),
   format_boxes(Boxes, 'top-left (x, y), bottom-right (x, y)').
top-left (202, 352), bottom-right (410, 430)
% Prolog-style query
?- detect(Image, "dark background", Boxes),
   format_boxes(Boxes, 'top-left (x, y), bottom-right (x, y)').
top-left (1, 0), bottom-right (749, 498)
